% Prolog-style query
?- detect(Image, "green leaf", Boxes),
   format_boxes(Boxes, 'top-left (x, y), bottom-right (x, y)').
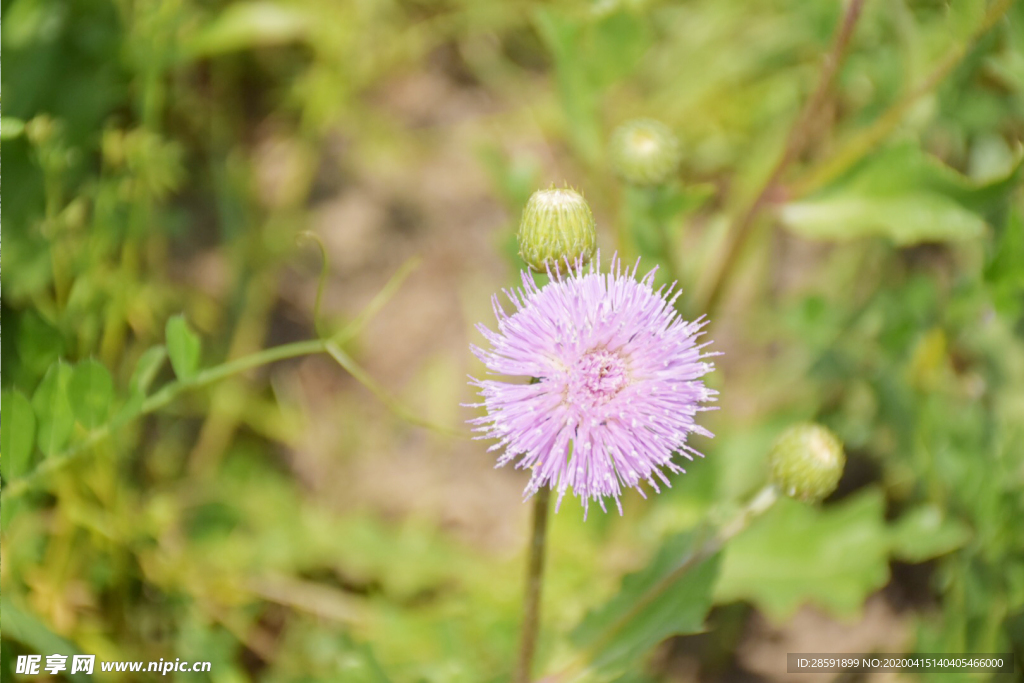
top-left (985, 207), bottom-right (1024, 319)
top-left (1, 598), bottom-right (91, 683)
top-left (0, 392), bottom-right (33, 527)
top-left (780, 193), bottom-right (987, 245)
top-left (1, 117), bottom-right (26, 139)
top-left (32, 361), bottom-right (76, 457)
top-left (534, 9), bottom-right (601, 164)
top-left (781, 143), bottom-right (1023, 244)
top-left (476, 145), bottom-right (541, 210)
top-left (112, 346), bottom-right (169, 426)
top-left (715, 489), bottom-right (891, 621)
top-left (68, 360), bottom-right (114, 429)
top-left (2, 390), bottom-right (36, 480)
top-left (187, 2), bottom-right (312, 57)
top-left (625, 186), bottom-right (668, 259)
top-left (651, 183), bottom-right (715, 224)
top-left (583, 10), bottom-right (651, 89)
top-left (889, 504), bottom-right (971, 563)
top-left (112, 392), bottom-right (145, 429)
top-left (166, 315), bottom-right (201, 381)
top-left (626, 184), bottom-right (715, 261)
top-left (130, 345), bottom-right (168, 396)
top-left (16, 311), bottom-right (65, 385)
top-left (818, 143), bottom-right (1022, 210)
top-left (533, 7), bottom-right (653, 167)
top-left (570, 532), bottom-right (720, 680)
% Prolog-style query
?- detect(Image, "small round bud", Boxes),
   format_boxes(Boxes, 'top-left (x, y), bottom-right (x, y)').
top-left (518, 186), bottom-right (597, 272)
top-left (609, 118), bottom-right (681, 186)
top-left (768, 423), bottom-right (845, 502)
top-left (25, 115), bottom-right (57, 146)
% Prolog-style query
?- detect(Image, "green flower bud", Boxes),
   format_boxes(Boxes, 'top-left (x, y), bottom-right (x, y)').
top-left (25, 115), bottom-right (57, 146)
top-left (518, 186), bottom-right (597, 272)
top-left (609, 118), bottom-right (681, 186)
top-left (768, 423), bottom-right (845, 502)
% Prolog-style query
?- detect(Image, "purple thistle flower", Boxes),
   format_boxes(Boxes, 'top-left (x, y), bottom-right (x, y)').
top-left (468, 254), bottom-right (719, 517)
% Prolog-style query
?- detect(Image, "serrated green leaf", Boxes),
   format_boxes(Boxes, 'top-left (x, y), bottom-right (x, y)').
top-left (816, 143), bottom-right (1023, 210)
top-left (130, 345), bottom-right (168, 396)
top-left (32, 362), bottom-right (76, 457)
top-left (889, 504), bottom-right (971, 563)
top-left (68, 359), bottom-right (115, 429)
top-left (570, 532), bottom-right (720, 681)
top-left (782, 143), bottom-right (1022, 244)
top-left (166, 315), bottom-right (201, 380)
top-left (2, 390), bottom-right (36, 480)
top-left (715, 489), bottom-right (891, 621)
top-left (780, 194), bottom-right (986, 245)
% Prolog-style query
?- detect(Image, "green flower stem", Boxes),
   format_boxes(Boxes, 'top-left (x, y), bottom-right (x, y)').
top-left (551, 484), bottom-right (779, 683)
top-left (296, 231), bottom-right (331, 337)
top-left (322, 340), bottom-right (466, 439)
top-left (3, 329), bottom-right (468, 503)
top-left (515, 486), bottom-right (552, 683)
top-left (622, 185), bottom-right (681, 287)
top-left (1, 338), bottom-right (327, 502)
top-left (1, 255), bottom-right (459, 503)
top-left (339, 257), bottom-right (422, 343)
top-left (695, 0), bottom-right (1013, 316)
top-left (717, 484), bottom-right (779, 541)
top-left (790, 0), bottom-right (1015, 198)
top-left (693, 0), bottom-right (866, 315)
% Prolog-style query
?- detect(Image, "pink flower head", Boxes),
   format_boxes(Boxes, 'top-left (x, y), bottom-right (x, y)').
top-left (468, 254), bottom-right (719, 517)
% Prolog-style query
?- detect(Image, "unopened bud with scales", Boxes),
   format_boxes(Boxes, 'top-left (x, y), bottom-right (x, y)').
top-left (609, 118), bottom-right (682, 186)
top-left (517, 186), bottom-right (597, 272)
top-left (768, 423), bottom-right (845, 502)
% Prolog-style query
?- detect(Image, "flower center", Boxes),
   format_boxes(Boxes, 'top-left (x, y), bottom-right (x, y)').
top-left (629, 131), bottom-right (658, 155)
top-left (568, 350), bottom-right (629, 408)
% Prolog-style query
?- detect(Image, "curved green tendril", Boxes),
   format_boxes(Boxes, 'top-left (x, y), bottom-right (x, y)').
top-left (296, 231), bottom-right (330, 337)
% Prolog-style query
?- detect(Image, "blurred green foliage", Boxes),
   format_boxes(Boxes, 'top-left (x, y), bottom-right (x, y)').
top-left (2, 0), bottom-right (1024, 681)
